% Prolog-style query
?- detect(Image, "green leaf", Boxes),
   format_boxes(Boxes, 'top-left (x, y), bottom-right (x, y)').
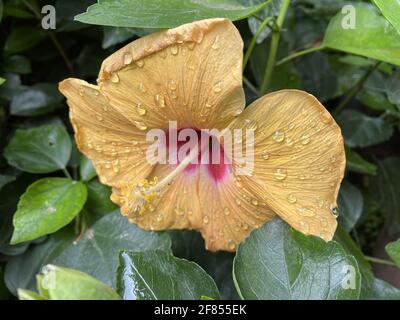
top-left (4, 211), bottom-right (171, 295)
top-left (38, 265), bottom-right (120, 300)
top-left (385, 69), bottom-right (400, 107)
top-left (79, 156), bottom-right (97, 181)
top-left (102, 27), bottom-right (137, 49)
top-left (117, 250), bottom-right (220, 300)
top-left (338, 181), bottom-right (363, 231)
top-left (337, 110), bottom-right (393, 148)
top-left (10, 83), bottom-right (62, 116)
top-left (233, 218), bottom-right (361, 299)
top-left (246, 0), bottom-right (281, 43)
top-left (357, 89), bottom-right (397, 113)
top-left (85, 179), bottom-right (117, 221)
top-left (0, 77), bottom-right (5, 86)
top-left (386, 239), bottom-right (400, 268)
top-left (169, 230), bottom-right (239, 299)
top-left (323, 4), bottom-right (400, 66)
top-left (345, 146), bottom-right (377, 175)
top-left (0, 174), bottom-right (16, 192)
top-left (371, 157), bottom-right (400, 232)
top-left (3, 55), bottom-right (31, 74)
top-left (11, 178), bottom-right (87, 244)
top-left (4, 124), bottom-right (72, 174)
top-left (371, 0), bottom-right (400, 35)
top-left (75, 0), bottom-right (270, 28)
top-left (17, 289), bottom-right (45, 300)
top-left (5, 27), bottom-right (46, 53)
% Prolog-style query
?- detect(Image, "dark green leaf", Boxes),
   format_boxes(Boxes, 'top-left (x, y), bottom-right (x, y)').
top-left (79, 155), bottom-right (97, 181)
top-left (338, 181), bottom-right (363, 231)
top-left (3, 55), bottom-right (31, 74)
top-left (386, 239), bottom-right (400, 268)
top-left (10, 83), bottom-right (62, 116)
top-left (5, 27), bottom-right (46, 53)
top-left (84, 179), bottom-right (117, 222)
top-left (233, 218), bottom-right (361, 299)
top-left (0, 174), bottom-right (16, 192)
top-left (358, 89), bottom-right (397, 113)
top-left (324, 4), bottom-right (400, 66)
top-left (4, 211), bottom-right (171, 295)
top-left (345, 146), bottom-right (377, 175)
top-left (102, 27), bottom-right (137, 49)
top-left (75, 0), bottom-right (270, 28)
top-left (371, 157), bottom-right (400, 232)
top-left (117, 250), bottom-right (220, 300)
top-left (4, 124), bottom-right (72, 174)
top-left (11, 178), bottom-right (87, 244)
top-left (385, 69), bottom-right (400, 107)
top-left (337, 110), bottom-right (393, 148)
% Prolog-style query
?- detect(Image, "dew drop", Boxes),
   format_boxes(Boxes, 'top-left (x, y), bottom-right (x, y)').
top-left (300, 133), bottom-right (311, 145)
top-left (272, 130), bottom-right (285, 142)
top-left (235, 198), bottom-right (242, 206)
top-left (297, 207), bottom-right (316, 217)
top-left (170, 45), bottom-right (179, 55)
top-left (213, 81), bottom-right (222, 93)
top-left (224, 207), bottom-right (231, 216)
top-left (299, 220), bottom-right (310, 233)
top-left (211, 35), bottom-right (220, 50)
top-left (138, 82), bottom-right (147, 93)
top-left (203, 216), bottom-right (209, 224)
top-left (110, 73), bottom-right (120, 83)
top-left (154, 94), bottom-right (166, 108)
top-left (228, 241), bottom-right (235, 251)
top-left (96, 113), bottom-right (103, 121)
top-left (321, 111), bottom-right (332, 124)
top-left (168, 80), bottom-right (177, 91)
top-left (79, 87), bottom-right (85, 96)
top-left (286, 138), bottom-right (294, 147)
top-left (123, 52), bottom-right (133, 65)
top-left (135, 103), bottom-right (146, 116)
top-left (287, 193), bottom-right (297, 204)
top-left (274, 168), bottom-right (287, 180)
top-left (251, 198), bottom-right (259, 206)
top-left (136, 60), bottom-right (144, 68)
top-left (261, 151), bottom-right (270, 160)
top-left (134, 121), bottom-right (147, 131)
top-left (187, 42), bottom-right (196, 50)
top-left (174, 206), bottom-right (184, 216)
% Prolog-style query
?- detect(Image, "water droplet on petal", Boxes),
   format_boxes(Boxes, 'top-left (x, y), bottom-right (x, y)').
top-left (287, 193), bottom-right (297, 204)
top-left (224, 207), bottom-right (231, 216)
top-left (168, 80), bottom-right (177, 91)
top-left (272, 130), bottom-right (285, 142)
top-left (154, 94), bottom-right (166, 108)
top-left (170, 45), bottom-right (179, 55)
top-left (274, 168), bottom-right (287, 180)
top-left (203, 216), bottom-right (209, 224)
top-left (261, 151), bottom-right (270, 160)
top-left (123, 52), bottom-right (133, 65)
top-left (174, 206), bottom-right (184, 216)
top-left (211, 35), bottom-right (220, 50)
top-left (187, 42), bottom-right (196, 50)
top-left (134, 121), bottom-right (147, 131)
top-left (321, 111), bottom-right (332, 124)
top-left (286, 138), bottom-right (294, 147)
top-left (110, 73), bottom-right (119, 83)
top-left (297, 207), bottom-right (316, 217)
top-left (300, 133), bottom-right (311, 145)
top-left (251, 198), bottom-right (259, 206)
top-left (213, 81), bottom-right (222, 93)
top-left (299, 220), bottom-right (310, 233)
top-left (135, 103), bottom-right (146, 116)
top-left (136, 60), bottom-right (144, 68)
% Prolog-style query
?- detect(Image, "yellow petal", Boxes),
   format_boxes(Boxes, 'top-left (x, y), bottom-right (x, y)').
top-left (98, 18), bottom-right (245, 130)
top-left (59, 78), bottom-right (153, 189)
top-left (228, 89), bottom-right (345, 241)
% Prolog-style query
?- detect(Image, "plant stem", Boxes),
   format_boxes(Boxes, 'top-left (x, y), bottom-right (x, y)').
top-left (243, 76), bottom-right (260, 96)
top-left (22, 0), bottom-right (74, 74)
top-left (62, 168), bottom-right (73, 180)
top-left (364, 256), bottom-right (397, 267)
top-left (243, 16), bottom-right (275, 70)
top-left (259, 0), bottom-right (291, 95)
top-left (276, 44), bottom-right (324, 66)
top-left (334, 61), bottom-right (381, 116)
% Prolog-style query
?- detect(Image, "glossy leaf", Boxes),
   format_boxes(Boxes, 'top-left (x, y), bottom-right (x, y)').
top-left (4, 27), bottom-right (46, 53)
top-left (11, 178), bottom-right (87, 244)
top-left (79, 156), bottom-right (97, 181)
top-left (75, 0), bottom-right (271, 28)
top-left (385, 69), bottom-right (400, 106)
top-left (117, 250), bottom-right (220, 300)
top-left (38, 265), bottom-right (120, 300)
top-left (386, 239), bottom-right (400, 268)
top-left (4, 211), bottom-right (171, 295)
top-left (371, 0), bottom-right (400, 35)
top-left (338, 181), bottom-right (363, 231)
top-left (324, 4), bottom-right (400, 66)
top-left (84, 179), bottom-right (117, 221)
top-left (233, 218), bottom-right (361, 299)
top-left (4, 125), bottom-right (72, 174)
top-left (345, 146), bottom-right (377, 175)
top-left (10, 83), bottom-right (62, 116)
top-left (337, 110), bottom-right (393, 148)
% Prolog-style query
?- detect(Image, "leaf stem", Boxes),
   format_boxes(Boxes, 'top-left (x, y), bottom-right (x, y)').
top-left (334, 61), bottom-right (381, 116)
top-left (275, 44), bottom-right (324, 66)
top-left (259, 0), bottom-right (291, 95)
top-left (364, 255), bottom-right (397, 267)
top-left (243, 16), bottom-right (275, 70)
top-left (243, 76), bottom-right (260, 96)
top-left (62, 168), bottom-right (73, 180)
top-left (22, 0), bottom-right (74, 74)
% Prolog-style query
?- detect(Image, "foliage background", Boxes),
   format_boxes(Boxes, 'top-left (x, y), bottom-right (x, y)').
top-left (0, 0), bottom-right (399, 300)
